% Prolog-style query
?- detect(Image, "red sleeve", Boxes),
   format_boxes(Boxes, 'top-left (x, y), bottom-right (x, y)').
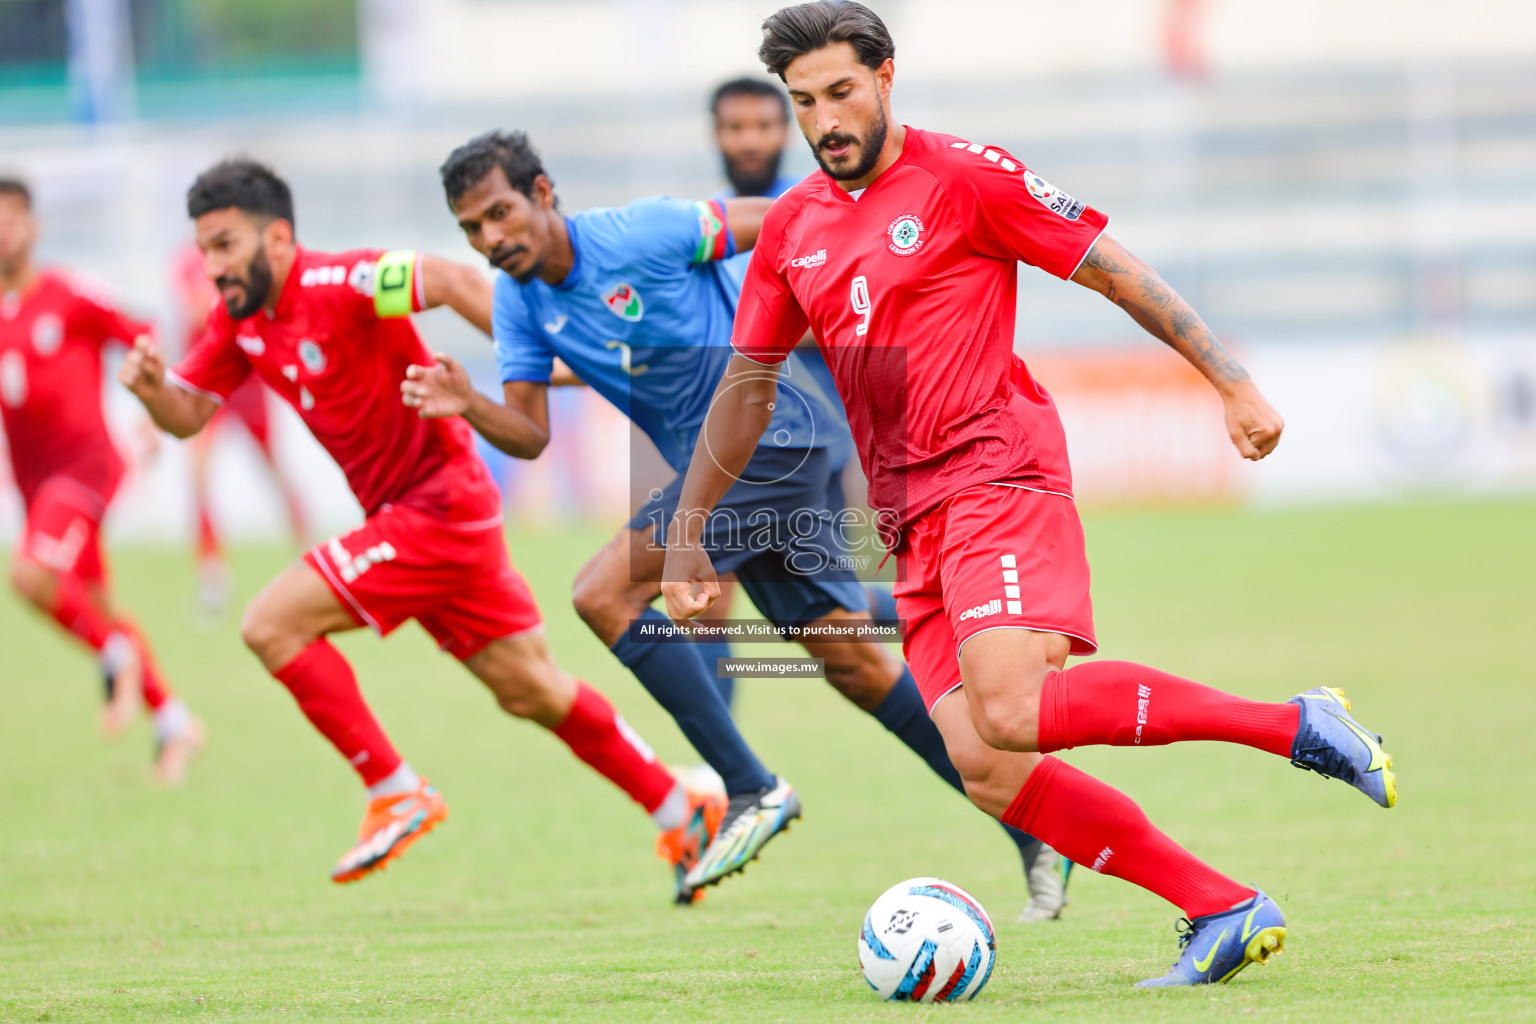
top-left (66, 274), bottom-right (152, 348)
top-left (934, 141), bottom-right (1109, 279)
top-left (168, 312), bottom-right (250, 403)
top-left (730, 202), bottom-right (809, 366)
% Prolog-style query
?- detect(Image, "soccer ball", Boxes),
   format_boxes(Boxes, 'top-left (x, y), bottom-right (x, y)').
top-left (857, 877), bottom-right (996, 1002)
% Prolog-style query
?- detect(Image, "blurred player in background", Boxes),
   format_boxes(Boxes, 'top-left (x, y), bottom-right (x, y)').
top-left (712, 77), bottom-right (801, 200)
top-left (408, 131), bottom-right (1068, 915)
top-left (170, 241), bottom-right (306, 617)
top-left (122, 160), bottom-right (718, 892)
top-left (0, 177), bottom-right (204, 784)
top-left (663, 0), bottom-right (1397, 987)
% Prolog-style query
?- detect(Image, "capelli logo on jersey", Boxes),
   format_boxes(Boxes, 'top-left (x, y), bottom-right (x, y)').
top-left (236, 334), bottom-right (265, 356)
top-left (957, 598), bottom-right (1002, 622)
top-left (887, 214), bottom-right (925, 256)
top-left (791, 249), bottom-right (827, 269)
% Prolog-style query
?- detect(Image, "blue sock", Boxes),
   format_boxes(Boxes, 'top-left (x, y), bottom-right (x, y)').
top-left (609, 609), bottom-right (773, 796)
top-left (691, 638), bottom-right (736, 711)
top-left (865, 583), bottom-right (900, 623)
top-left (872, 667), bottom-right (1043, 864)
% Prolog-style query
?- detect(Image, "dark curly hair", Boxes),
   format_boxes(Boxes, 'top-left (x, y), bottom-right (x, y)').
top-left (439, 130), bottom-right (552, 207)
top-left (186, 158), bottom-right (295, 228)
top-left (759, 1), bottom-right (895, 81)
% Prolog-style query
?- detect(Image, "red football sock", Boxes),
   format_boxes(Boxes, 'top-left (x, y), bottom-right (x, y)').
top-left (1003, 756), bottom-right (1254, 919)
top-left (116, 620), bottom-right (170, 710)
top-left (273, 640), bottom-right (402, 787)
top-left (48, 573), bottom-right (114, 650)
top-left (1036, 660), bottom-right (1298, 758)
top-left (552, 681), bottom-right (676, 813)
top-left (196, 491), bottom-right (221, 564)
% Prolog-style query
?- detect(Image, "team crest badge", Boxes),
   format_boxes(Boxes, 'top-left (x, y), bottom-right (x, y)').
top-left (298, 338), bottom-right (326, 373)
top-left (31, 313), bottom-right (63, 356)
top-left (887, 214), bottom-right (925, 256)
top-left (601, 283), bottom-right (643, 322)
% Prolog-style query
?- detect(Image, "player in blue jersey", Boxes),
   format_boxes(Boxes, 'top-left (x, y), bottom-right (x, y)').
top-left (403, 131), bottom-right (1069, 915)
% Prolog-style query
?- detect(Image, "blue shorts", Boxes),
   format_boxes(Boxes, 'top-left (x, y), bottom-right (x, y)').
top-left (630, 446), bottom-right (868, 628)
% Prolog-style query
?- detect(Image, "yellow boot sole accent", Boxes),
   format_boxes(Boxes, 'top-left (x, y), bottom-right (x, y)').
top-left (1216, 926), bottom-right (1286, 983)
top-left (1324, 687), bottom-right (1399, 808)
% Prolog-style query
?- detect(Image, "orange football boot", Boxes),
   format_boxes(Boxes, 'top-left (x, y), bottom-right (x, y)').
top-left (330, 780), bottom-right (448, 884)
top-left (657, 788), bottom-right (727, 905)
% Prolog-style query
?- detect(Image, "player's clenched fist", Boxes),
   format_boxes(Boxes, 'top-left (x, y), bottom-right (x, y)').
top-left (661, 542), bottom-right (721, 625)
top-left (118, 334), bottom-right (165, 400)
top-left (401, 352), bottom-right (471, 419)
top-left (1222, 381), bottom-right (1284, 461)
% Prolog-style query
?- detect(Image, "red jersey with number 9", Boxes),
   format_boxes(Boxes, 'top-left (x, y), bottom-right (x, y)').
top-left (731, 127), bottom-right (1109, 529)
top-left (170, 246), bottom-right (499, 523)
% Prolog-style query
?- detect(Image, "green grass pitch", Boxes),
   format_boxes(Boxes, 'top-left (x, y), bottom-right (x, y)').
top-left (2, 501), bottom-right (1534, 1022)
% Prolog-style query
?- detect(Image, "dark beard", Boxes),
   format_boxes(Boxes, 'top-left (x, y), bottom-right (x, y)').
top-left (812, 105), bottom-right (889, 183)
top-left (724, 149), bottom-right (784, 197)
top-left (220, 248), bottom-right (273, 320)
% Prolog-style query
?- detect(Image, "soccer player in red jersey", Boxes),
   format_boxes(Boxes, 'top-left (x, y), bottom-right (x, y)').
top-left (0, 177), bottom-right (204, 784)
top-left (121, 159), bottom-right (719, 888)
top-left (663, 2), bottom-right (1398, 987)
top-left (169, 241), bottom-right (306, 616)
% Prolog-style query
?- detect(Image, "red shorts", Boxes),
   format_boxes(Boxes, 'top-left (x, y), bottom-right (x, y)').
top-left (210, 377), bottom-right (272, 449)
top-left (17, 477), bottom-right (111, 584)
top-left (304, 504), bottom-right (542, 660)
top-left (894, 483), bottom-right (1096, 713)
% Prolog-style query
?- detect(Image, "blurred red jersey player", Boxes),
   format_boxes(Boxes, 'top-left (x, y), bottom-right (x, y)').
top-left (0, 176), bottom-right (203, 784)
top-left (170, 242), bottom-right (306, 616)
top-left (122, 158), bottom-right (719, 889)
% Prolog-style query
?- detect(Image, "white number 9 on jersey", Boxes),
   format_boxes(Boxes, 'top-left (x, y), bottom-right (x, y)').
top-left (850, 275), bottom-right (871, 337)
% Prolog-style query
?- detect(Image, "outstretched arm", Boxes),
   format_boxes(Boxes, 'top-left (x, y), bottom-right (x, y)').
top-left (660, 354), bottom-right (779, 622)
top-left (418, 255), bottom-right (495, 336)
top-left (118, 335), bottom-right (217, 438)
top-left (721, 197), bottom-right (774, 253)
top-left (1071, 234), bottom-right (1283, 460)
top-left (401, 353), bottom-right (552, 459)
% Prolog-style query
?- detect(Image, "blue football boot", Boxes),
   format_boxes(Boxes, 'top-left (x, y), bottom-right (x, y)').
top-left (1287, 686), bottom-right (1397, 808)
top-left (1137, 890), bottom-right (1286, 987)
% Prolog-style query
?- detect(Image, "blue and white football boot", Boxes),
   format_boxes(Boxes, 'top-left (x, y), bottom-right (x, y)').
top-left (1287, 686), bottom-right (1397, 808)
top-left (1136, 890), bottom-right (1286, 987)
top-left (683, 775), bottom-right (801, 890)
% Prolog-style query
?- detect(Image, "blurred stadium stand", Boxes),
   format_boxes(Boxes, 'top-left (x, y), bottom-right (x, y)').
top-left (2, 0), bottom-right (1533, 538)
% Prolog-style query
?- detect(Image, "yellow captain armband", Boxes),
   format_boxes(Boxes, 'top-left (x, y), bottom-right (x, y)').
top-left (373, 250), bottom-right (420, 318)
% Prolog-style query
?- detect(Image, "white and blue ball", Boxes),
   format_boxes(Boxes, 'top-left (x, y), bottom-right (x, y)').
top-left (857, 877), bottom-right (996, 1002)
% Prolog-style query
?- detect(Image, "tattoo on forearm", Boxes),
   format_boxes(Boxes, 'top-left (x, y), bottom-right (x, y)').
top-left (1082, 246), bottom-right (1130, 275)
top-left (1135, 272), bottom-right (1173, 309)
top-left (1113, 292), bottom-right (1250, 384)
top-left (1088, 244), bottom-right (1251, 385)
top-left (1168, 308), bottom-right (1199, 340)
